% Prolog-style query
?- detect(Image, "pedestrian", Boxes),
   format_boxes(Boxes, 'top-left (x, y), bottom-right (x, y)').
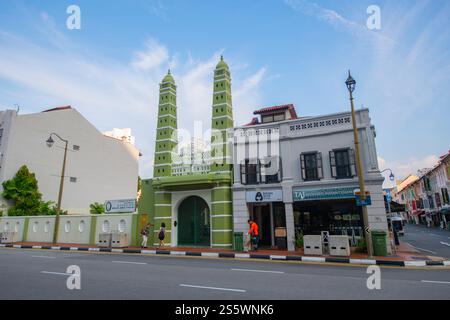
top-left (158, 222), bottom-right (166, 248)
top-left (140, 223), bottom-right (151, 249)
top-left (247, 219), bottom-right (259, 251)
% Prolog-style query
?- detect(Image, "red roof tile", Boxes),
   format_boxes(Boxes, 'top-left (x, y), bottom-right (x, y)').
top-left (42, 106), bottom-right (72, 113)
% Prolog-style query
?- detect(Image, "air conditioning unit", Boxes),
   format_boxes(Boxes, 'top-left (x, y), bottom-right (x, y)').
top-left (97, 233), bottom-right (112, 248)
top-left (1, 231), bottom-right (19, 244)
top-left (111, 232), bottom-right (129, 248)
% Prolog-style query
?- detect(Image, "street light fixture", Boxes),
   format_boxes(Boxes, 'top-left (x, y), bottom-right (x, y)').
top-left (46, 133), bottom-right (69, 244)
top-left (381, 168), bottom-right (395, 182)
top-left (346, 70), bottom-right (374, 257)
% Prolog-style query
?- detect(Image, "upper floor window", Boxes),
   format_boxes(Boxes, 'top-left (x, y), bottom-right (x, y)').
top-left (262, 113), bottom-right (285, 124)
top-left (300, 152), bottom-right (323, 181)
top-left (330, 148), bottom-right (356, 179)
top-left (240, 157), bottom-right (282, 185)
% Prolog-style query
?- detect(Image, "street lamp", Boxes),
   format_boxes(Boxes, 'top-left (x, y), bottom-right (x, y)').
top-left (46, 133), bottom-right (69, 244)
top-left (346, 71), bottom-right (374, 257)
top-left (381, 168), bottom-right (395, 182)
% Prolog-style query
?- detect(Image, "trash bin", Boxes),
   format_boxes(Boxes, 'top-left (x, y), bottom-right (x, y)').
top-left (234, 232), bottom-right (244, 252)
top-left (371, 230), bottom-right (387, 256)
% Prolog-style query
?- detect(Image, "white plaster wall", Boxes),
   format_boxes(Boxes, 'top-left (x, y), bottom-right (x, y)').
top-left (0, 217), bottom-right (26, 241)
top-left (94, 214), bottom-right (133, 244)
top-left (0, 108), bottom-right (139, 215)
top-left (171, 190), bottom-right (211, 247)
top-left (27, 216), bottom-right (56, 243)
top-left (58, 215), bottom-right (92, 244)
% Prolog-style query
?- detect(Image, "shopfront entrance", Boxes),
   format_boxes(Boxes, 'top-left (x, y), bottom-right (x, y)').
top-left (293, 186), bottom-right (363, 245)
top-left (178, 196), bottom-right (211, 247)
top-left (246, 190), bottom-right (287, 249)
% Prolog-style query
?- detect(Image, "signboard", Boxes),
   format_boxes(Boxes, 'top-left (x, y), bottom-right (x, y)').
top-left (105, 199), bottom-right (136, 213)
top-left (293, 187), bottom-right (358, 202)
top-left (354, 190), bottom-right (372, 206)
top-left (246, 190), bottom-right (283, 203)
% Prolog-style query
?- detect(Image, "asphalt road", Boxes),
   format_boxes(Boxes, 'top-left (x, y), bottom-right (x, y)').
top-left (0, 248), bottom-right (449, 300)
top-left (402, 224), bottom-right (450, 259)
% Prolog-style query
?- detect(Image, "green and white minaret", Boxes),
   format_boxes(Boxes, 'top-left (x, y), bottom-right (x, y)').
top-left (152, 70), bottom-right (177, 245)
top-left (153, 70), bottom-right (178, 178)
top-left (210, 56), bottom-right (234, 248)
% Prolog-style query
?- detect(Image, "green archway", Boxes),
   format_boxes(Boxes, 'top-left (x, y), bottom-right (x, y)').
top-left (178, 196), bottom-right (210, 247)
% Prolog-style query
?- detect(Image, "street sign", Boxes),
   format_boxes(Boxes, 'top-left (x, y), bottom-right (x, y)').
top-left (354, 190), bottom-right (372, 206)
top-left (105, 199), bottom-right (136, 213)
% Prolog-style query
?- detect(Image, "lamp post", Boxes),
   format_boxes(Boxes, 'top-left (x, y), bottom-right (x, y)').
top-left (46, 133), bottom-right (69, 244)
top-left (345, 71), bottom-right (374, 257)
top-left (381, 169), bottom-right (395, 214)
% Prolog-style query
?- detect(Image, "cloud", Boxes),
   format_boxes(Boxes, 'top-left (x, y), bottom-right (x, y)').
top-left (284, 0), bottom-right (395, 43)
top-left (131, 38), bottom-right (170, 71)
top-left (0, 20), bottom-right (267, 179)
top-left (378, 155), bottom-right (439, 186)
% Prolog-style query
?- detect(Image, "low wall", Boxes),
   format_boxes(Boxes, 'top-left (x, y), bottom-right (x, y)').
top-left (0, 213), bottom-right (140, 246)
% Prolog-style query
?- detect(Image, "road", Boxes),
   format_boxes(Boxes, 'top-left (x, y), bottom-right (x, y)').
top-left (402, 223), bottom-right (450, 259)
top-left (0, 248), bottom-right (449, 300)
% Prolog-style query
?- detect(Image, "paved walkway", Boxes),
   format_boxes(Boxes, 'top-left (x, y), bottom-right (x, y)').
top-left (8, 239), bottom-right (446, 262)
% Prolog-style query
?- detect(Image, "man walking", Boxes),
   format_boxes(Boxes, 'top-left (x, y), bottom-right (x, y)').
top-left (248, 219), bottom-right (260, 251)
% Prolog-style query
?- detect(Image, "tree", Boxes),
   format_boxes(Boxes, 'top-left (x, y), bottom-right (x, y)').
top-left (2, 165), bottom-right (43, 216)
top-left (90, 202), bottom-right (105, 214)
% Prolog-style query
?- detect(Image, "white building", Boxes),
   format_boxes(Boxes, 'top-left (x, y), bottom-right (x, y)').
top-left (103, 128), bottom-right (136, 146)
top-left (172, 137), bottom-right (211, 176)
top-left (0, 106), bottom-right (140, 215)
top-left (232, 104), bottom-right (388, 252)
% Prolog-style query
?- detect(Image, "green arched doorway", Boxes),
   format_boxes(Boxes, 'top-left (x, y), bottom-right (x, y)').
top-left (178, 196), bottom-right (210, 247)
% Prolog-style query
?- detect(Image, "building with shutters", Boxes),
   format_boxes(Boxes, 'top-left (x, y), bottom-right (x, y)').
top-left (232, 104), bottom-right (388, 251)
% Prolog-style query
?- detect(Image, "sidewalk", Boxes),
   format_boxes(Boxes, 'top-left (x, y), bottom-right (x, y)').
top-left (2, 240), bottom-right (449, 268)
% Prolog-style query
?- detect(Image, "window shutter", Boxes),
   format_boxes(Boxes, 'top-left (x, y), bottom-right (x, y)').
top-left (300, 154), bottom-right (306, 180)
top-left (240, 163), bottom-right (246, 185)
top-left (349, 148), bottom-right (357, 177)
top-left (257, 160), bottom-right (261, 184)
top-left (329, 151), bottom-right (337, 178)
top-left (317, 152), bottom-right (323, 180)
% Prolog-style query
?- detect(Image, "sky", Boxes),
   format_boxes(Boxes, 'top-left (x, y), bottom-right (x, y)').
top-left (0, 0), bottom-right (449, 186)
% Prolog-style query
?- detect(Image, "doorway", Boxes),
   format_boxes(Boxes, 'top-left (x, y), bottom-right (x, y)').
top-left (178, 196), bottom-right (211, 246)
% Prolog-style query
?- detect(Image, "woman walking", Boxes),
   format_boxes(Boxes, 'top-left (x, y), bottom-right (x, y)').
top-left (158, 222), bottom-right (166, 248)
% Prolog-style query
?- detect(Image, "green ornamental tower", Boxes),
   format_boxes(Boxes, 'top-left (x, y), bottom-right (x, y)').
top-left (210, 56), bottom-right (234, 248)
top-left (152, 70), bottom-right (178, 245)
top-left (153, 70), bottom-right (178, 178)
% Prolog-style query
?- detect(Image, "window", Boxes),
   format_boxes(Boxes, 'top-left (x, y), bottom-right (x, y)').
top-left (240, 158), bottom-right (282, 185)
top-left (73, 145), bottom-right (80, 151)
top-left (300, 152), bottom-right (323, 181)
top-left (442, 188), bottom-right (450, 205)
top-left (330, 149), bottom-right (356, 179)
top-left (240, 159), bottom-right (259, 185)
top-left (262, 113), bottom-right (285, 124)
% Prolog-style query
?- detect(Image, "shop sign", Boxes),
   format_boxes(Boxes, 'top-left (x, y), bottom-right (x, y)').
top-left (246, 190), bottom-right (283, 203)
top-left (105, 199), bottom-right (136, 213)
top-left (293, 186), bottom-right (357, 202)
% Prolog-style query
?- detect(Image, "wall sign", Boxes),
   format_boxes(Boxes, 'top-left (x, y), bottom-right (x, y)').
top-left (246, 190), bottom-right (283, 203)
top-left (105, 199), bottom-right (136, 213)
top-left (293, 186), bottom-right (358, 202)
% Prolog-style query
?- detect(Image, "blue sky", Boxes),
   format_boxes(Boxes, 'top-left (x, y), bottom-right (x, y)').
top-left (0, 0), bottom-right (449, 183)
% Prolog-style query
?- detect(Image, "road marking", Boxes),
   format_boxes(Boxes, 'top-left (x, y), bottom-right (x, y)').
top-left (180, 284), bottom-right (246, 293)
top-left (440, 242), bottom-right (450, 247)
top-left (421, 280), bottom-right (450, 285)
top-left (231, 268), bottom-right (284, 274)
top-left (32, 255), bottom-right (56, 259)
top-left (414, 247), bottom-right (437, 255)
top-left (112, 260), bottom-right (147, 265)
top-left (41, 271), bottom-right (71, 276)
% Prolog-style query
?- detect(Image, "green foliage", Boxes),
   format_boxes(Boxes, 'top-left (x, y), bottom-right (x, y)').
top-left (2, 165), bottom-right (43, 216)
top-left (1, 165), bottom-right (65, 216)
top-left (295, 230), bottom-right (304, 249)
top-left (90, 202), bottom-right (105, 215)
top-left (355, 238), bottom-right (368, 253)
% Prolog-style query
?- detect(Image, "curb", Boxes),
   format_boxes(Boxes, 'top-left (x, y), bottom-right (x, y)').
top-left (1, 244), bottom-right (449, 268)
